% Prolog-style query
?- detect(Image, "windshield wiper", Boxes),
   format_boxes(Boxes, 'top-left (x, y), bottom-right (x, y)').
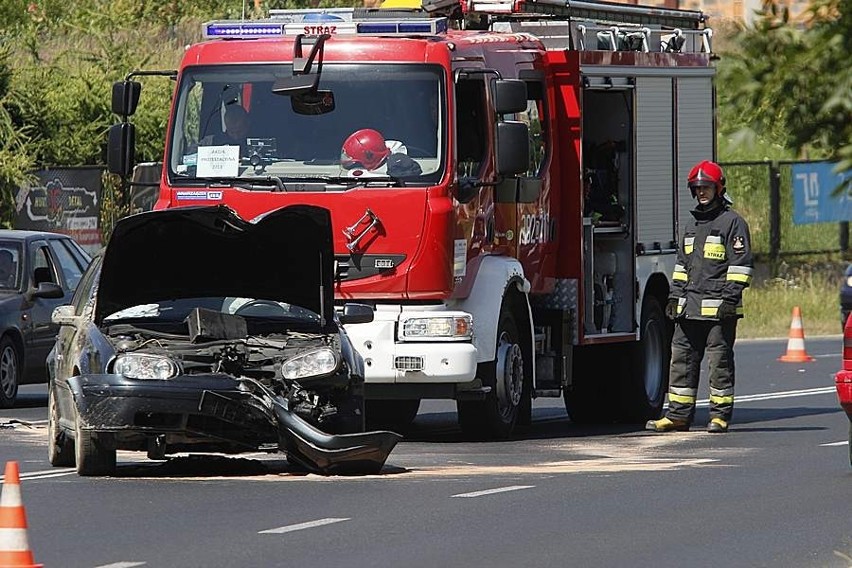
top-left (180, 176), bottom-right (285, 192)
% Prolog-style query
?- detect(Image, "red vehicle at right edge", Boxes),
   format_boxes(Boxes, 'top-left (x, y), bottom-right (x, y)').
top-left (836, 315), bottom-right (852, 467)
top-left (108, 0), bottom-right (718, 439)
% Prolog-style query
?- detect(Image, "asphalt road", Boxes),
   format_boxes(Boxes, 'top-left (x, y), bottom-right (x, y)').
top-left (1, 337), bottom-right (850, 568)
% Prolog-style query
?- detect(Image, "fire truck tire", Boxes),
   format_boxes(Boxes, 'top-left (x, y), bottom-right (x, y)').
top-left (365, 399), bottom-right (421, 432)
top-left (457, 305), bottom-right (525, 439)
top-left (621, 296), bottom-right (671, 422)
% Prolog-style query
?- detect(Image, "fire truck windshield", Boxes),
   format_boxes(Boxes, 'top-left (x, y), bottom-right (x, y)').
top-left (168, 63), bottom-right (445, 187)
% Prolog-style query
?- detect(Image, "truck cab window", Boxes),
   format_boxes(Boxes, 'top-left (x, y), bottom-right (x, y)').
top-left (517, 80), bottom-right (548, 177)
top-left (455, 79), bottom-right (488, 178)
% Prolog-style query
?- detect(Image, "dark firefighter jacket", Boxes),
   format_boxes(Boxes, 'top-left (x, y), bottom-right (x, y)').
top-left (670, 199), bottom-right (753, 320)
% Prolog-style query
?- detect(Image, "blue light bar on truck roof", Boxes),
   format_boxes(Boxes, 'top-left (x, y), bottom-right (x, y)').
top-left (202, 18), bottom-right (448, 39)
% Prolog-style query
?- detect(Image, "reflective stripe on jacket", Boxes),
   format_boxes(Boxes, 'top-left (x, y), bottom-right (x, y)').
top-left (669, 199), bottom-right (753, 320)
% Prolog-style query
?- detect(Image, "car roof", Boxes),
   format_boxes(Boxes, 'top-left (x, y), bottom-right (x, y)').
top-left (0, 229), bottom-right (75, 242)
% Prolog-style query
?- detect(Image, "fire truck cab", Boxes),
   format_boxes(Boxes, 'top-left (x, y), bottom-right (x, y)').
top-left (108, 0), bottom-right (717, 439)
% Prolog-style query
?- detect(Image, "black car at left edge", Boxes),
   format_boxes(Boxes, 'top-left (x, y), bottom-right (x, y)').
top-left (47, 204), bottom-right (400, 476)
top-left (0, 230), bottom-right (92, 407)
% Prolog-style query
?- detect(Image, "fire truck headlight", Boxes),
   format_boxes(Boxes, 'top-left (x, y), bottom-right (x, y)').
top-left (113, 354), bottom-right (178, 380)
top-left (399, 315), bottom-right (473, 341)
top-left (281, 348), bottom-right (340, 380)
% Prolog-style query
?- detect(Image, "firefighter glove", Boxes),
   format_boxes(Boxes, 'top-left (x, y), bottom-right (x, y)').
top-left (717, 301), bottom-right (738, 320)
top-left (665, 299), bottom-right (679, 320)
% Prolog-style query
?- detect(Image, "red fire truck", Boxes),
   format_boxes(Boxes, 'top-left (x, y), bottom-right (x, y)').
top-left (108, 0), bottom-right (717, 439)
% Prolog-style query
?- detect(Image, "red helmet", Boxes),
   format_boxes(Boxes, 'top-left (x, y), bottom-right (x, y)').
top-left (688, 160), bottom-right (726, 198)
top-left (341, 129), bottom-right (390, 171)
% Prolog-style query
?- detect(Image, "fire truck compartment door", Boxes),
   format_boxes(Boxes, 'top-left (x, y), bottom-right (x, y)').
top-left (634, 76), bottom-right (675, 249)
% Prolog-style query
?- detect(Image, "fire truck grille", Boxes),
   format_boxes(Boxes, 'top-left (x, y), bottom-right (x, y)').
top-left (394, 356), bottom-right (424, 371)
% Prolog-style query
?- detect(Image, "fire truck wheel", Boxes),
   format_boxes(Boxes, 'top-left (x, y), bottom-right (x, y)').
top-left (457, 305), bottom-right (525, 439)
top-left (621, 296), bottom-right (670, 422)
top-left (365, 399), bottom-right (421, 433)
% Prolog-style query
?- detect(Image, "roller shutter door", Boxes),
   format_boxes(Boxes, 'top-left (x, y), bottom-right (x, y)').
top-left (635, 77), bottom-right (675, 247)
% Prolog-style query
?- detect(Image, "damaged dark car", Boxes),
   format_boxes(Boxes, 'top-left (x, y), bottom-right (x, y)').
top-left (46, 204), bottom-right (400, 476)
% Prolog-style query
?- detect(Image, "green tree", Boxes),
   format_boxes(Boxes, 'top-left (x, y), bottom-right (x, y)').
top-left (717, 0), bottom-right (851, 190)
top-left (0, 36), bottom-right (35, 228)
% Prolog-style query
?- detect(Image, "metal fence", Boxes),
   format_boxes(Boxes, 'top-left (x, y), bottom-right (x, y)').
top-left (721, 160), bottom-right (849, 265)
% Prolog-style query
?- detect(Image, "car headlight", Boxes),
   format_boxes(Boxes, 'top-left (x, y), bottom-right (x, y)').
top-left (281, 348), bottom-right (340, 380)
top-left (399, 315), bottom-right (473, 341)
top-left (846, 275), bottom-right (852, 288)
top-left (113, 353), bottom-right (178, 380)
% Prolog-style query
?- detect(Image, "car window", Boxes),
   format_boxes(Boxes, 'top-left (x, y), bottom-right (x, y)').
top-left (0, 241), bottom-right (23, 291)
top-left (60, 237), bottom-right (93, 266)
top-left (72, 257), bottom-right (101, 316)
top-left (31, 243), bottom-right (60, 287)
top-left (49, 239), bottom-right (87, 290)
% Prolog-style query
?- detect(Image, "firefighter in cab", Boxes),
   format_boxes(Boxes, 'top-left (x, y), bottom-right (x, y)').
top-left (647, 160), bottom-right (754, 434)
top-left (340, 128), bottom-right (421, 178)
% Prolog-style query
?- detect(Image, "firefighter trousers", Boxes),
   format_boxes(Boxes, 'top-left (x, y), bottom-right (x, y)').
top-left (666, 318), bottom-right (738, 425)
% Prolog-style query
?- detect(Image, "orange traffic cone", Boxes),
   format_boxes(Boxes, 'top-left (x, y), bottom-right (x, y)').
top-left (0, 461), bottom-right (42, 568)
top-left (778, 306), bottom-right (815, 363)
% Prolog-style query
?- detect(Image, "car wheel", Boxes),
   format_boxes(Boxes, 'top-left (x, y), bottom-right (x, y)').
top-left (0, 336), bottom-right (21, 409)
top-left (48, 383), bottom-right (74, 467)
top-left (365, 399), bottom-right (420, 433)
top-left (458, 301), bottom-right (526, 439)
top-left (74, 409), bottom-right (116, 476)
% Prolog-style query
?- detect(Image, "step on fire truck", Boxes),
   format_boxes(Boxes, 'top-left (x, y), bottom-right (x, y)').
top-left (108, 0), bottom-right (717, 439)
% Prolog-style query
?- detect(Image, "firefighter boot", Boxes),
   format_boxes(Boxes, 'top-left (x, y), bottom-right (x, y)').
top-left (707, 418), bottom-right (729, 433)
top-left (645, 416), bottom-right (690, 432)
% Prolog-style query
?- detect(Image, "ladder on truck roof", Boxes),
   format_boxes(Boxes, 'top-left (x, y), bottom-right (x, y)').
top-left (263, 0), bottom-right (712, 53)
top-left (430, 0), bottom-right (712, 53)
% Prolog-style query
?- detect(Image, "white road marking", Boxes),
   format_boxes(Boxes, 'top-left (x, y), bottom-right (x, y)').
top-left (820, 441), bottom-right (849, 447)
top-left (259, 518), bottom-right (351, 534)
top-left (451, 485), bottom-right (535, 498)
top-left (21, 470), bottom-right (78, 480)
top-left (694, 386), bottom-right (837, 407)
top-left (2, 468), bottom-right (76, 482)
top-left (94, 562), bottom-right (146, 568)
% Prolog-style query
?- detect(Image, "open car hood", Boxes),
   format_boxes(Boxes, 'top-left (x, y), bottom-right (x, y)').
top-left (95, 205), bottom-right (335, 326)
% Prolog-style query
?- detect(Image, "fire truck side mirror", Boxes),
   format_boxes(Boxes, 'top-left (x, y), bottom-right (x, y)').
top-left (111, 81), bottom-right (142, 117)
top-left (107, 123), bottom-right (136, 178)
top-left (493, 80), bottom-right (527, 115)
top-left (496, 121), bottom-right (529, 176)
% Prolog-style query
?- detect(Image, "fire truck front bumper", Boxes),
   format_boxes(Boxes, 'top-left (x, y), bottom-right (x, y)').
top-left (344, 311), bottom-right (478, 385)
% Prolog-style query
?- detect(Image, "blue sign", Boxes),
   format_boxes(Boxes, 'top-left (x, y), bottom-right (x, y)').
top-left (792, 161), bottom-right (852, 224)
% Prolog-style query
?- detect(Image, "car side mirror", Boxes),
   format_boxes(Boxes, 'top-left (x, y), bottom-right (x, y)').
top-left (338, 303), bottom-right (374, 325)
top-left (28, 282), bottom-right (64, 301)
top-left (52, 305), bottom-right (78, 326)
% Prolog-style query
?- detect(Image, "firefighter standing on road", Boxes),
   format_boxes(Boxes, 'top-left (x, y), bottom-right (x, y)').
top-left (647, 160), bottom-right (753, 434)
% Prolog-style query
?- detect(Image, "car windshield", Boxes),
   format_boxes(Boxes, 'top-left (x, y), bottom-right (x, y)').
top-left (167, 63), bottom-right (445, 186)
top-left (103, 297), bottom-right (320, 325)
top-left (0, 241), bottom-right (23, 292)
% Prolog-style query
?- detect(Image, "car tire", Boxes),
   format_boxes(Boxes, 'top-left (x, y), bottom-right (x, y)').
top-left (48, 383), bottom-right (75, 467)
top-left (0, 336), bottom-right (21, 409)
top-left (74, 409), bottom-right (116, 476)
